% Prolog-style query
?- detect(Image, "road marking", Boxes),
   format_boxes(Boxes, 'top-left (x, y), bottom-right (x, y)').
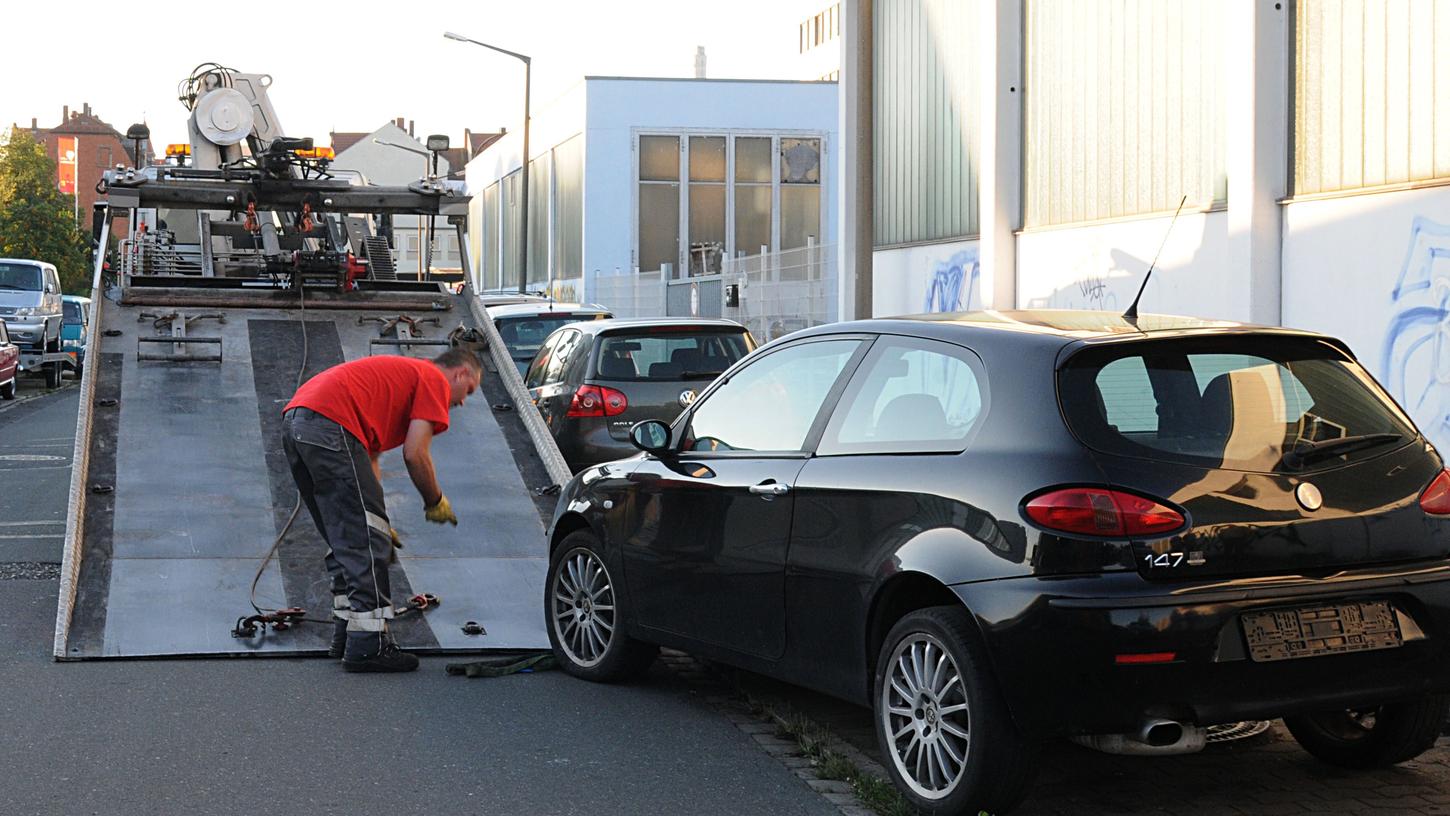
top-left (0, 534), bottom-right (65, 539)
top-left (0, 520), bottom-right (63, 527)
top-left (0, 454), bottom-right (66, 462)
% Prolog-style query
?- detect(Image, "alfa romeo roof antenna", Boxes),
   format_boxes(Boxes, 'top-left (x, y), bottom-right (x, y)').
top-left (1123, 195), bottom-right (1188, 320)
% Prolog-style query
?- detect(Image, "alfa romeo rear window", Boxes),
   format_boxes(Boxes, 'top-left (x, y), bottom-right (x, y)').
top-left (595, 330), bottom-right (751, 382)
top-left (1058, 336), bottom-right (1416, 473)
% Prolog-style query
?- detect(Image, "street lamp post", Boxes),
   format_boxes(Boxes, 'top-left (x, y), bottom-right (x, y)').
top-left (445, 31), bottom-right (531, 294)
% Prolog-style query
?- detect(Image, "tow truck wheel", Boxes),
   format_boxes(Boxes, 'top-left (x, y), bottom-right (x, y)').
top-left (0, 378), bottom-right (14, 400)
top-left (546, 530), bottom-right (657, 682)
top-left (44, 362), bottom-right (60, 389)
top-left (1285, 694), bottom-right (1450, 768)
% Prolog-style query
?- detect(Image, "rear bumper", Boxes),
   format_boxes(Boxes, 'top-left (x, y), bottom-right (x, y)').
top-left (555, 420), bottom-right (635, 469)
top-left (954, 563), bottom-right (1450, 738)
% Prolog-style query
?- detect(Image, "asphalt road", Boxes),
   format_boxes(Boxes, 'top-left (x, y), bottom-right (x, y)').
top-left (0, 380), bottom-right (839, 816)
top-left (0, 374), bottom-right (78, 564)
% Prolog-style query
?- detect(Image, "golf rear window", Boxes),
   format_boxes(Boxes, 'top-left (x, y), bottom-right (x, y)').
top-left (595, 330), bottom-right (750, 382)
top-left (1058, 336), bottom-right (1416, 473)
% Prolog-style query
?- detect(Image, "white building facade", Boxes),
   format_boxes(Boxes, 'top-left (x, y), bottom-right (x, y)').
top-left (331, 122), bottom-right (459, 278)
top-left (844, 0), bottom-right (1450, 451)
top-left (464, 77), bottom-right (839, 339)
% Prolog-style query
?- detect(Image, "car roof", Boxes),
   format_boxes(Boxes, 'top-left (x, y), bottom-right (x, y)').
top-left (788, 309), bottom-right (1333, 350)
top-left (563, 317), bottom-right (750, 337)
top-left (0, 258), bottom-right (52, 269)
top-left (62, 295), bottom-right (90, 303)
top-left (485, 302), bottom-right (611, 319)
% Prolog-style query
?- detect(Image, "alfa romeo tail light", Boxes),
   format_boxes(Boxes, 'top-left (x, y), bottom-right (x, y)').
top-left (1420, 470), bottom-right (1450, 515)
top-left (1024, 488), bottom-right (1184, 538)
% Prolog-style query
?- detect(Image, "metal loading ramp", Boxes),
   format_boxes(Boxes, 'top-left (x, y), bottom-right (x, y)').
top-left (55, 285), bottom-right (565, 659)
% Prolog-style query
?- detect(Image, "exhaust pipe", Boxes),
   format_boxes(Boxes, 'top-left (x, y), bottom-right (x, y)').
top-left (1139, 718), bottom-right (1184, 747)
top-left (1071, 719), bottom-right (1206, 756)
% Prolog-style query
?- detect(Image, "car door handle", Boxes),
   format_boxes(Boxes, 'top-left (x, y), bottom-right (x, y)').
top-left (749, 482), bottom-right (791, 497)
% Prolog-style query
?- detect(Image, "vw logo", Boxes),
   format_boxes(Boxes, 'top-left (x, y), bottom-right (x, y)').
top-left (1296, 482), bottom-right (1323, 511)
top-left (679, 390), bottom-right (698, 408)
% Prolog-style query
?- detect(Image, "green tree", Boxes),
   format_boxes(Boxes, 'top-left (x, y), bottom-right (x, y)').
top-left (0, 129), bottom-right (90, 293)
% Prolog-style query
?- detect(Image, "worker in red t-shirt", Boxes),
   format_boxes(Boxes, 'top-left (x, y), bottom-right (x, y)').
top-left (282, 347), bottom-right (483, 672)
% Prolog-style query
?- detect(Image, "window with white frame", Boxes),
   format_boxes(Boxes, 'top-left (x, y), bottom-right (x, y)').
top-left (636, 131), bottom-right (827, 278)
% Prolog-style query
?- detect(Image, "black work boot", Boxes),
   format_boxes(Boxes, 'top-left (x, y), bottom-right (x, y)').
top-left (342, 634), bottom-right (419, 673)
top-left (327, 619), bottom-right (347, 660)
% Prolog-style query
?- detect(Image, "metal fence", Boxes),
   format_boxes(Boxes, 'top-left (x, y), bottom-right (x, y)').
top-left (592, 268), bottom-right (668, 318)
top-left (721, 243), bottom-right (837, 343)
top-left (588, 245), bottom-right (837, 343)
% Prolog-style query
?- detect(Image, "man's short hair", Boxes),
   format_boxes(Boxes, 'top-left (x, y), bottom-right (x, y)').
top-left (433, 347), bottom-right (484, 376)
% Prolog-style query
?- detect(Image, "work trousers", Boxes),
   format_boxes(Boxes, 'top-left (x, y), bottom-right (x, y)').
top-left (281, 407), bottom-right (394, 656)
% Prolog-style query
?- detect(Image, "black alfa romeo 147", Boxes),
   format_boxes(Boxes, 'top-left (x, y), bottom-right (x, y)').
top-left (541, 310), bottom-right (1450, 815)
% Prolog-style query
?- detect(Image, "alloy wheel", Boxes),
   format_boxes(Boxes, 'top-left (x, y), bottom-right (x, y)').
top-left (550, 547), bottom-right (617, 668)
top-left (880, 632), bottom-right (972, 800)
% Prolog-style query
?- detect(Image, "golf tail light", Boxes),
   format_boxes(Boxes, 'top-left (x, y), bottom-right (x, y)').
top-left (1024, 488), bottom-right (1184, 538)
top-left (567, 384), bottom-right (628, 418)
top-left (1420, 469), bottom-right (1450, 515)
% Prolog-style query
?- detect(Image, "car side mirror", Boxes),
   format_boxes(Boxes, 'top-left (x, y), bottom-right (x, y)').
top-left (629, 420), bottom-right (672, 456)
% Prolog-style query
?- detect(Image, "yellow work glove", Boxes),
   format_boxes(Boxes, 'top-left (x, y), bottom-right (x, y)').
top-left (424, 495), bottom-right (458, 526)
top-left (388, 527), bottom-right (403, 564)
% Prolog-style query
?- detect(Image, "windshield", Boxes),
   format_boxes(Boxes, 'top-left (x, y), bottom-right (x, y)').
top-left (495, 314), bottom-right (607, 361)
top-left (63, 301), bottom-right (84, 322)
top-left (595, 330), bottom-right (751, 382)
top-left (0, 263), bottom-right (42, 291)
top-left (1058, 336), bottom-right (1416, 473)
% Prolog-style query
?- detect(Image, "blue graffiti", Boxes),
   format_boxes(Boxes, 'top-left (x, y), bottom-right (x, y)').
top-left (1382, 216), bottom-right (1450, 446)
top-left (923, 249), bottom-right (981, 313)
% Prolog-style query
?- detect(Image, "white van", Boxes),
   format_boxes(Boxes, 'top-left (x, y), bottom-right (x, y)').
top-left (0, 259), bottom-right (63, 351)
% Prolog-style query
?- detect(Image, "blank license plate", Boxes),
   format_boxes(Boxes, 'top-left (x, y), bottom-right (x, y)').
top-left (1242, 601), bottom-right (1402, 663)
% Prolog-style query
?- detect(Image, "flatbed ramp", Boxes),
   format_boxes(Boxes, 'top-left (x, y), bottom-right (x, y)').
top-left (54, 285), bottom-right (566, 658)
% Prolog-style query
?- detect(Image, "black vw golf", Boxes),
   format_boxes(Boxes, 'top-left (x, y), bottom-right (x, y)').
top-left (543, 310), bottom-right (1450, 815)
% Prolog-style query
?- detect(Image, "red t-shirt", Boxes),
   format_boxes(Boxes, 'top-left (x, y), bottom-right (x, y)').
top-left (285, 356), bottom-right (452, 455)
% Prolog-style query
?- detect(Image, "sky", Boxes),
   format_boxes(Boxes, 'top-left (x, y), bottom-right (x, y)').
top-left (2, 0), bottom-right (825, 150)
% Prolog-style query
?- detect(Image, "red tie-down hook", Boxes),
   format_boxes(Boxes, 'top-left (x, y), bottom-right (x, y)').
top-left (243, 200), bottom-right (259, 234)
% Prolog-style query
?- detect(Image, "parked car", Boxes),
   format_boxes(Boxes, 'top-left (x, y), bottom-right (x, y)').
top-left (0, 259), bottom-right (63, 353)
top-left (477, 289), bottom-right (550, 309)
top-left (61, 295), bottom-right (90, 375)
top-left (543, 310), bottom-right (1450, 815)
top-left (0, 320), bottom-right (17, 400)
top-left (488, 302), bottom-right (613, 377)
top-left (525, 318), bottom-right (754, 470)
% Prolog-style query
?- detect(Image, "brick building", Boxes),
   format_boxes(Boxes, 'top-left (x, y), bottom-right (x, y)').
top-left (15, 103), bottom-right (153, 225)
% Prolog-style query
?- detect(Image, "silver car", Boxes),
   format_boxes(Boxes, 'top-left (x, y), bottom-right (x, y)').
top-left (0, 259), bottom-right (63, 352)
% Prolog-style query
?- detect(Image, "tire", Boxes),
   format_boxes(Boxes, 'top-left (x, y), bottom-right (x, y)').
top-left (545, 530), bottom-right (657, 682)
top-left (44, 363), bottom-right (60, 389)
top-left (1285, 694), bottom-right (1449, 769)
top-left (873, 606), bottom-right (1039, 816)
top-left (0, 378), bottom-right (13, 400)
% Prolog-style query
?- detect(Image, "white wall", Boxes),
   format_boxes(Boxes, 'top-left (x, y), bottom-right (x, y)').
top-left (1015, 210), bottom-right (1243, 319)
top-left (331, 122), bottom-right (454, 275)
top-left (872, 239), bottom-right (982, 317)
top-left (582, 78), bottom-right (840, 296)
top-left (1283, 185), bottom-right (1450, 448)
